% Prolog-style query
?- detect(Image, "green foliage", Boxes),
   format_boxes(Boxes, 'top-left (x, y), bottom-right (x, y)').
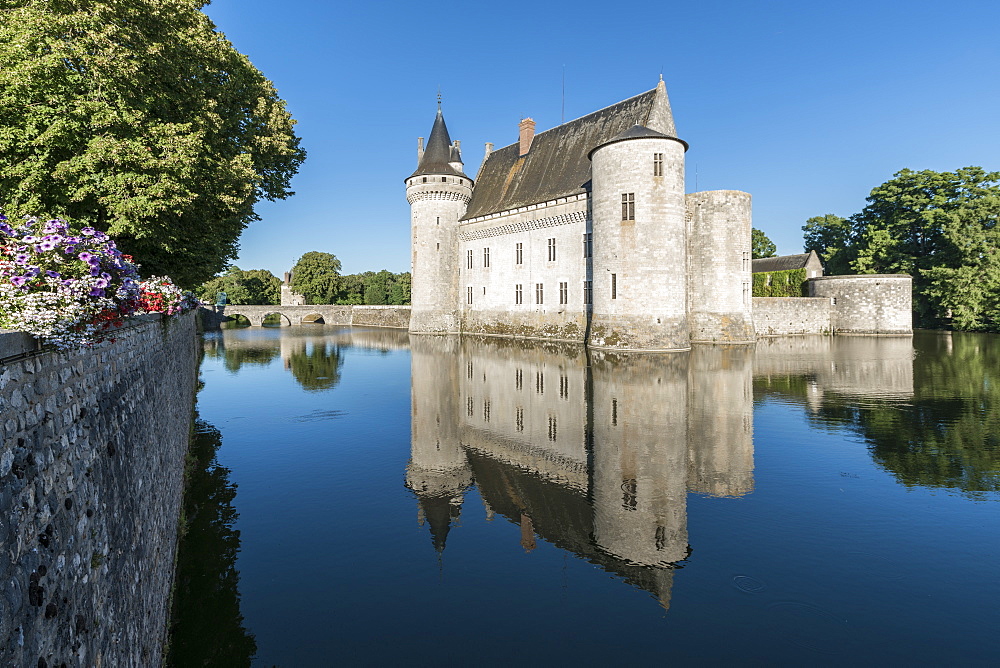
top-left (802, 214), bottom-right (854, 275)
top-left (801, 167), bottom-right (1000, 330)
top-left (286, 341), bottom-right (344, 392)
top-left (290, 252), bottom-right (342, 304)
top-left (167, 416), bottom-right (257, 665)
top-left (0, 0), bottom-right (305, 288)
top-left (196, 266), bottom-right (280, 305)
top-left (760, 332), bottom-right (1000, 497)
top-left (751, 228), bottom-right (777, 259)
top-left (752, 268), bottom-right (807, 297)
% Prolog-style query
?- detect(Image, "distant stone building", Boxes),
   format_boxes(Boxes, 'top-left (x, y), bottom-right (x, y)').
top-left (280, 270), bottom-right (306, 306)
top-left (406, 80), bottom-right (911, 348)
top-left (752, 250), bottom-right (824, 278)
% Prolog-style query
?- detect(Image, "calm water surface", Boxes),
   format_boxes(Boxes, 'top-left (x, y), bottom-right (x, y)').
top-left (169, 328), bottom-right (1000, 666)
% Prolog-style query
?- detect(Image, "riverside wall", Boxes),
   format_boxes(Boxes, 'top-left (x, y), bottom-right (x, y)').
top-left (0, 312), bottom-right (198, 667)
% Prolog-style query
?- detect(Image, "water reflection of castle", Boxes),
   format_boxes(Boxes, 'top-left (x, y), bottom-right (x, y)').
top-left (406, 335), bottom-right (916, 610)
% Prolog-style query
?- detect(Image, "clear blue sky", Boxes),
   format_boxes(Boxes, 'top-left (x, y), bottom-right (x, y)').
top-left (203, 0), bottom-right (1000, 277)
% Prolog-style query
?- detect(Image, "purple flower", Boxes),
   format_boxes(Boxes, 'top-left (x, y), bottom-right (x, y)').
top-left (100, 272), bottom-right (111, 281)
top-left (89, 287), bottom-right (105, 297)
top-left (38, 240), bottom-right (56, 251)
top-left (78, 252), bottom-right (94, 263)
top-left (90, 266), bottom-right (101, 276)
top-left (14, 253), bottom-right (29, 265)
top-left (62, 279), bottom-right (75, 287)
top-left (22, 235), bottom-right (37, 243)
top-left (81, 227), bottom-right (95, 236)
top-left (93, 277), bottom-right (109, 289)
top-left (26, 266), bottom-right (40, 277)
top-left (10, 276), bottom-right (27, 287)
top-left (46, 270), bottom-right (61, 279)
top-left (64, 245), bottom-right (77, 255)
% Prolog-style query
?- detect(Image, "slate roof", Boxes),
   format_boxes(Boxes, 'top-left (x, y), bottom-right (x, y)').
top-left (463, 80), bottom-right (681, 220)
top-left (409, 106), bottom-right (468, 179)
top-left (751, 251), bottom-right (823, 273)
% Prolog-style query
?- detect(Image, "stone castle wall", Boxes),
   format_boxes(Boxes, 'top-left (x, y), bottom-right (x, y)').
top-left (753, 297), bottom-right (833, 336)
top-left (0, 313), bottom-right (198, 667)
top-left (458, 196), bottom-right (590, 342)
top-left (808, 274), bottom-right (913, 334)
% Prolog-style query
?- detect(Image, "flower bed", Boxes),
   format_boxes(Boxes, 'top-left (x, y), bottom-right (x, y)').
top-left (0, 215), bottom-right (197, 349)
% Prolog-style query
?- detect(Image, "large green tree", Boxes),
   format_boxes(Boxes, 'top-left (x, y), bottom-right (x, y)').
top-left (290, 251), bottom-right (342, 304)
top-left (196, 266), bottom-right (280, 305)
top-left (0, 0), bottom-right (305, 287)
top-left (802, 213), bottom-right (854, 275)
top-left (751, 228), bottom-right (777, 259)
top-left (802, 167), bottom-right (1000, 330)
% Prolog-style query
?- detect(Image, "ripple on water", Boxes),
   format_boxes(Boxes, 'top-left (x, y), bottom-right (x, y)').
top-left (764, 601), bottom-right (851, 654)
top-left (732, 574), bottom-right (767, 594)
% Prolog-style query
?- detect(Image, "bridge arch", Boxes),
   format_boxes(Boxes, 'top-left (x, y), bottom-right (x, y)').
top-left (261, 312), bottom-right (293, 327)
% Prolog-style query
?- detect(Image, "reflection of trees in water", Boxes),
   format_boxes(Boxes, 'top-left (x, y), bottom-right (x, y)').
top-left (756, 332), bottom-right (1000, 497)
top-left (167, 418), bottom-right (256, 666)
top-left (286, 341), bottom-right (345, 392)
top-left (204, 336), bottom-right (280, 373)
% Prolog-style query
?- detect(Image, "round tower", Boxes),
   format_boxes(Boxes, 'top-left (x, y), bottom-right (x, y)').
top-left (588, 124), bottom-right (689, 351)
top-left (686, 190), bottom-right (755, 343)
top-left (405, 102), bottom-right (473, 334)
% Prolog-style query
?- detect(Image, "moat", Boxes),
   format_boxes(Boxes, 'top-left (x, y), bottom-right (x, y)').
top-left (169, 327), bottom-right (1000, 666)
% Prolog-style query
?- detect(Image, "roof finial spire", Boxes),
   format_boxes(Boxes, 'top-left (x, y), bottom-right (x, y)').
top-left (437, 86), bottom-right (442, 110)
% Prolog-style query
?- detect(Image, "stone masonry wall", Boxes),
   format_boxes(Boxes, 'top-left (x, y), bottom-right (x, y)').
top-left (753, 297), bottom-right (832, 336)
top-left (808, 274), bottom-right (913, 334)
top-left (0, 312), bottom-right (198, 667)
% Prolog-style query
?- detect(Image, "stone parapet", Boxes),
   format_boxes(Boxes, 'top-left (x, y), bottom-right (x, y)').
top-left (0, 312), bottom-right (198, 667)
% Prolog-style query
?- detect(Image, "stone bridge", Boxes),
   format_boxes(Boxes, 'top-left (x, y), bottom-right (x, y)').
top-left (200, 304), bottom-right (411, 329)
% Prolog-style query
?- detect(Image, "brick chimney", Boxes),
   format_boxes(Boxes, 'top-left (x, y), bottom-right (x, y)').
top-left (519, 118), bottom-right (536, 156)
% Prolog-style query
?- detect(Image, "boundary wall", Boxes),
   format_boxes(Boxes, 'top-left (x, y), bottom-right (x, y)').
top-left (0, 312), bottom-right (198, 667)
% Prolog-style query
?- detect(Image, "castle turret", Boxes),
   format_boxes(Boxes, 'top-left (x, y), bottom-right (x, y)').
top-left (406, 102), bottom-right (473, 334)
top-left (687, 191), bottom-right (755, 342)
top-left (587, 78), bottom-right (690, 351)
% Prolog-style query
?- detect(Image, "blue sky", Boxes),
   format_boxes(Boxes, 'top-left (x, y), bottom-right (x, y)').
top-left (203, 0), bottom-right (1000, 277)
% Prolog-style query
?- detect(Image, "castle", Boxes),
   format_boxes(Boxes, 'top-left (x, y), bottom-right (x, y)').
top-left (406, 79), bottom-right (912, 350)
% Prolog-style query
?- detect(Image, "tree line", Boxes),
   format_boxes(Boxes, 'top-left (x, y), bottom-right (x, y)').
top-left (195, 251), bottom-right (411, 306)
top-left (802, 167), bottom-right (999, 331)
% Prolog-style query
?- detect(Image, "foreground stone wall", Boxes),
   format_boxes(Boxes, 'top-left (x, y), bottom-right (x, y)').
top-left (0, 312), bottom-right (198, 667)
top-left (753, 297), bottom-right (832, 336)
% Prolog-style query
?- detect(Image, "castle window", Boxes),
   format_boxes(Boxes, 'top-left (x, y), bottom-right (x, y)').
top-left (515, 284), bottom-right (523, 305)
top-left (467, 249), bottom-right (473, 269)
top-left (583, 233), bottom-right (592, 258)
top-left (742, 251), bottom-right (750, 272)
top-left (484, 399), bottom-right (490, 423)
top-left (535, 283), bottom-right (544, 304)
top-left (622, 477), bottom-right (637, 511)
top-left (516, 242), bottom-right (523, 264)
top-left (612, 398), bottom-right (618, 425)
top-left (483, 247), bottom-right (490, 268)
top-left (621, 193), bottom-right (635, 220)
top-left (559, 375), bottom-right (568, 399)
top-left (515, 368), bottom-right (523, 390)
top-left (442, 177), bottom-right (447, 182)
top-left (536, 371), bottom-right (544, 394)
top-left (436, 217), bottom-right (440, 225)
top-left (584, 280), bottom-right (593, 305)
top-left (467, 286), bottom-right (473, 305)
top-left (547, 238), bottom-right (556, 261)
top-left (559, 281), bottom-right (568, 304)
top-left (548, 416), bottom-right (557, 442)
top-left (422, 177), bottom-right (427, 183)
top-left (654, 153), bottom-right (664, 176)
top-left (467, 397), bottom-right (474, 417)
top-left (516, 406), bottom-right (524, 432)
top-left (743, 281), bottom-right (750, 306)
top-left (655, 525), bottom-right (667, 551)
top-left (611, 273), bottom-right (617, 299)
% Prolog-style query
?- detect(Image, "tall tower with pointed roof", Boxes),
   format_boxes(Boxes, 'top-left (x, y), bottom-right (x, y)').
top-left (405, 102), bottom-right (472, 334)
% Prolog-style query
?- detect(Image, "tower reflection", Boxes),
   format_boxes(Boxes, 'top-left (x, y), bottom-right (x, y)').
top-left (406, 336), bottom-right (758, 609)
